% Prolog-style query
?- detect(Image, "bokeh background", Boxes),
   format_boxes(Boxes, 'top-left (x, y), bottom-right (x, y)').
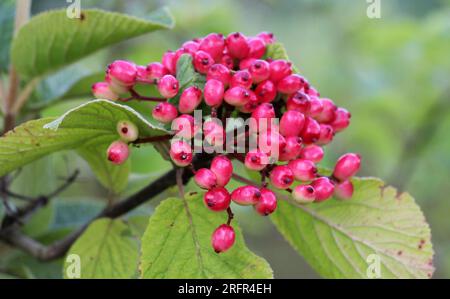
top-left (1, 0), bottom-right (449, 278)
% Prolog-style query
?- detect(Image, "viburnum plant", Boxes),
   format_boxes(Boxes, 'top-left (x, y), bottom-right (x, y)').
top-left (0, 6), bottom-right (434, 279)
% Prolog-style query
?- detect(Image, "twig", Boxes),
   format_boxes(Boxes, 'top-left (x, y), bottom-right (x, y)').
top-left (132, 134), bottom-right (172, 145)
top-left (226, 207), bottom-right (234, 225)
top-left (11, 77), bottom-right (40, 115)
top-left (231, 173), bottom-right (259, 187)
top-left (119, 89), bottom-right (165, 102)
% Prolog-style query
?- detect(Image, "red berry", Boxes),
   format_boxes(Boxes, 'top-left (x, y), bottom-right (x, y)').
top-left (251, 103), bottom-right (276, 130)
top-left (247, 37), bottom-right (266, 59)
top-left (92, 82), bottom-right (119, 101)
top-left (333, 153), bottom-right (361, 181)
top-left (211, 224), bottom-right (235, 253)
top-left (152, 102), bottom-right (178, 124)
top-left (171, 114), bottom-right (197, 139)
top-left (258, 129), bottom-right (286, 159)
top-left (330, 107), bottom-right (351, 132)
top-left (300, 144), bottom-right (324, 163)
top-left (316, 124), bottom-right (334, 145)
top-left (230, 70), bottom-right (253, 89)
top-left (226, 32), bottom-right (250, 59)
top-left (169, 140), bottom-right (193, 167)
top-left (136, 66), bottom-right (152, 84)
top-left (204, 79), bottom-right (224, 108)
top-left (194, 168), bottom-right (217, 190)
top-left (239, 58), bottom-right (256, 70)
top-left (292, 185), bottom-right (316, 204)
top-left (107, 140), bottom-right (129, 165)
top-left (224, 86), bottom-right (251, 107)
top-left (334, 180), bottom-right (354, 200)
top-left (277, 74), bottom-right (307, 94)
top-left (231, 185), bottom-right (261, 205)
top-left (204, 187), bottom-right (231, 211)
top-left (106, 60), bottom-right (137, 87)
top-left (238, 90), bottom-right (259, 113)
top-left (199, 33), bottom-right (225, 61)
top-left (286, 91), bottom-right (311, 113)
top-left (181, 40), bottom-right (200, 55)
top-left (178, 86), bottom-right (203, 113)
top-left (206, 64), bottom-right (231, 86)
top-left (193, 50), bottom-right (214, 74)
top-left (249, 60), bottom-right (270, 84)
top-left (307, 96), bottom-right (324, 118)
top-left (257, 31), bottom-right (275, 44)
top-left (301, 117), bottom-right (321, 144)
top-left (146, 62), bottom-right (169, 83)
top-left (270, 165), bottom-right (294, 189)
top-left (269, 59), bottom-right (292, 83)
top-left (288, 159), bottom-right (317, 181)
top-left (203, 119), bottom-right (225, 147)
top-left (161, 50), bottom-right (176, 74)
top-left (255, 80), bottom-right (277, 103)
top-left (116, 120), bottom-right (139, 142)
top-left (244, 150), bottom-right (269, 171)
top-left (280, 110), bottom-right (305, 137)
top-left (210, 155), bottom-right (233, 187)
top-left (254, 188), bottom-right (277, 216)
top-left (157, 75), bottom-right (179, 98)
top-left (279, 136), bottom-right (302, 161)
top-left (311, 177), bottom-right (335, 202)
top-left (315, 98), bottom-right (337, 123)
top-left (221, 54), bottom-right (234, 69)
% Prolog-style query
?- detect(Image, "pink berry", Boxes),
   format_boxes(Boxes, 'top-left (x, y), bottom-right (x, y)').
top-left (315, 98), bottom-right (337, 123)
top-left (171, 114), bottom-right (198, 139)
top-left (116, 120), bottom-right (139, 142)
top-left (292, 185), bottom-right (316, 204)
top-left (226, 32), bottom-right (250, 59)
top-left (161, 50), bottom-right (176, 74)
top-left (254, 188), bottom-right (277, 216)
top-left (257, 31), bottom-right (275, 44)
top-left (258, 129), bottom-right (286, 159)
top-left (239, 58), bottom-right (256, 70)
top-left (194, 168), bottom-right (217, 190)
top-left (203, 119), bottom-right (225, 147)
top-left (334, 180), bottom-right (354, 200)
top-left (181, 40), bottom-right (200, 55)
top-left (277, 74), bottom-right (307, 94)
top-left (206, 64), bottom-right (231, 86)
top-left (286, 91), bottom-right (311, 113)
top-left (230, 70), bottom-right (253, 89)
top-left (146, 62), bottom-right (169, 83)
top-left (254, 80), bottom-right (277, 103)
top-left (210, 155), bottom-right (233, 187)
top-left (136, 66), bottom-right (152, 84)
top-left (251, 103), bottom-right (276, 129)
top-left (211, 224), bottom-right (235, 253)
top-left (288, 159), bottom-right (317, 181)
top-left (224, 86), bottom-right (251, 107)
top-left (330, 107), bottom-right (351, 132)
top-left (107, 140), bottom-right (129, 165)
top-left (301, 117), bottom-right (321, 144)
top-left (152, 102), bottom-right (178, 124)
top-left (92, 82), bottom-right (119, 101)
top-left (311, 177), bottom-right (335, 202)
top-left (279, 136), bottom-right (302, 161)
top-left (306, 86), bottom-right (320, 97)
top-left (270, 165), bottom-right (294, 189)
top-left (199, 33), bottom-right (225, 61)
top-left (178, 86), bottom-right (203, 113)
top-left (204, 79), bottom-right (225, 108)
top-left (231, 185), bottom-right (261, 206)
top-left (221, 54), bottom-right (234, 69)
top-left (269, 59), bottom-right (292, 83)
top-left (249, 60), bottom-right (270, 83)
top-left (193, 50), bottom-right (214, 74)
top-left (158, 75), bottom-right (179, 98)
top-left (204, 187), bottom-right (231, 211)
top-left (333, 153), bottom-right (361, 181)
top-left (244, 150), bottom-right (269, 171)
top-left (106, 60), bottom-right (137, 87)
top-left (280, 110), bottom-right (305, 137)
top-left (316, 124), bottom-right (334, 145)
top-left (169, 140), bottom-right (193, 167)
top-left (300, 144), bottom-right (324, 163)
top-left (307, 97), bottom-right (324, 118)
top-left (247, 37), bottom-right (266, 59)
top-left (237, 90), bottom-right (259, 113)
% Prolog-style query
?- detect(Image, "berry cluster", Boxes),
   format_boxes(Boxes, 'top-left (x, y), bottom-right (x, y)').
top-left (94, 31), bottom-right (361, 254)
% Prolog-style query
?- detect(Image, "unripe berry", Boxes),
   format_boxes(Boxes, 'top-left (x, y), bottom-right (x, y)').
top-left (239, 58), bottom-right (256, 70)
top-left (249, 60), bottom-right (270, 83)
top-left (307, 97), bottom-right (324, 118)
top-left (204, 79), bottom-right (224, 108)
top-left (311, 177), bottom-right (335, 202)
top-left (152, 102), bottom-right (178, 124)
top-left (92, 82), bottom-right (119, 101)
top-left (230, 70), bottom-right (253, 89)
top-left (203, 119), bottom-right (225, 147)
top-left (179, 86), bottom-right (203, 114)
top-left (315, 98), bottom-right (337, 123)
top-left (288, 159), bottom-right (317, 181)
top-left (106, 60), bottom-right (137, 87)
top-left (300, 144), bottom-right (324, 163)
top-left (161, 50), bottom-right (176, 74)
top-left (301, 117), bottom-right (321, 144)
top-left (224, 86), bottom-right (251, 107)
top-left (279, 136), bottom-right (302, 161)
top-left (107, 140), bottom-right (129, 165)
top-left (286, 91), bottom-right (311, 113)
top-left (206, 64), bottom-right (231, 86)
top-left (316, 124), bottom-right (334, 145)
top-left (210, 155), bottom-right (233, 187)
top-left (255, 80), bottom-right (277, 103)
top-left (193, 50), bottom-right (214, 74)
top-left (146, 62), bottom-right (169, 83)
top-left (181, 40), bottom-right (200, 55)
top-left (211, 224), bottom-right (235, 253)
top-left (204, 187), bottom-right (231, 211)
top-left (105, 74), bottom-right (129, 94)
top-left (254, 188), bottom-right (277, 216)
top-left (333, 153), bottom-right (361, 181)
top-left (226, 32), bottom-right (250, 59)
top-left (269, 59), bottom-right (292, 83)
top-left (171, 114), bottom-right (198, 139)
top-left (231, 185), bottom-right (261, 206)
top-left (257, 31), bottom-right (275, 44)
top-left (280, 110), bottom-right (305, 137)
top-left (158, 75), bottom-right (179, 98)
top-left (247, 37), bottom-right (266, 59)
top-left (330, 107), bottom-right (351, 132)
top-left (169, 140), bottom-right (193, 167)
top-left (194, 168), bottom-right (217, 190)
top-left (244, 150), bottom-right (269, 171)
top-left (277, 74), bottom-right (307, 95)
top-left (334, 180), bottom-right (354, 200)
top-left (116, 120), bottom-right (139, 142)
top-left (221, 54), bottom-right (234, 69)
top-left (199, 33), bottom-right (225, 61)
top-left (292, 185), bottom-right (316, 204)
top-left (270, 165), bottom-right (294, 189)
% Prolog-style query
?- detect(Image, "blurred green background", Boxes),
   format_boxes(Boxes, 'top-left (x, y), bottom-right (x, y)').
top-left (1, 0), bottom-right (449, 278)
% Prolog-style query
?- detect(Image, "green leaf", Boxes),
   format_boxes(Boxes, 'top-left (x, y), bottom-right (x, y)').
top-left (270, 177), bottom-right (435, 278)
top-left (0, 0), bottom-right (15, 73)
top-left (139, 193), bottom-right (273, 278)
top-left (11, 8), bottom-right (175, 78)
top-left (265, 42), bottom-right (299, 72)
top-left (64, 218), bottom-right (139, 278)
